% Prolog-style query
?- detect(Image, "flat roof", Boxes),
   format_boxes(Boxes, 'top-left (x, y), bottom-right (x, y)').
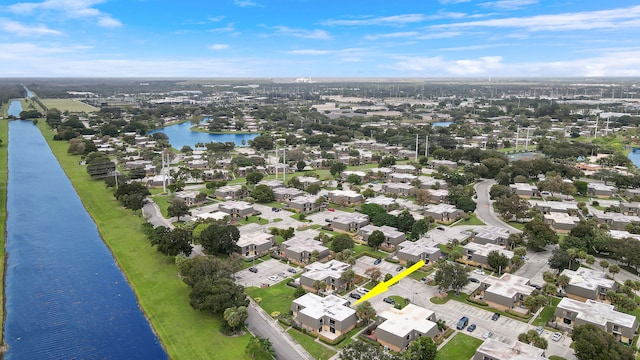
top-left (473, 226), bottom-right (510, 241)
top-left (424, 203), bottom-right (459, 213)
top-left (384, 183), bottom-right (414, 190)
top-left (365, 196), bottom-right (397, 206)
top-left (377, 304), bottom-right (437, 337)
top-left (295, 293), bottom-right (355, 322)
top-left (529, 200), bottom-right (579, 212)
top-left (482, 273), bottom-right (534, 299)
top-left (329, 189), bottom-right (362, 198)
top-left (302, 260), bottom-right (350, 281)
top-left (588, 182), bottom-right (616, 191)
top-left (273, 187), bottom-right (304, 195)
top-left (476, 339), bottom-right (547, 360)
top-left (219, 200), bottom-right (254, 211)
top-left (332, 213), bottom-right (369, 224)
top-left (543, 212), bottom-right (580, 225)
top-left (464, 242), bottom-right (514, 258)
top-left (561, 268), bottom-right (615, 291)
top-left (237, 232), bottom-right (273, 247)
top-left (216, 184), bottom-right (242, 192)
top-left (558, 298), bottom-right (636, 329)
top-left (509, 183), bottom-right (537, 191)
top-left (360, 224), bottom-right (404, 238)
top-left (282, 237), bottom-right (328, 254)
top-left (398, 239), bottom-right (440, 256)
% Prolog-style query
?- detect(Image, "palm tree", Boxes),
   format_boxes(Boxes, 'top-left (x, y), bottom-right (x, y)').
top-left (609, 264), bottom-right (620, 279)
top-left (340, 269), bottom-right (356, 290)
top-left (224, 306), bottom-right (248, 334)
top-left (356, 301), bottom-right (376, 326)
top-left (557, 274), bottom-right (570, 292)
top-left (600, 259), bottom-right (610, 272)
top-left (312, 280), bottom-right (326, 293)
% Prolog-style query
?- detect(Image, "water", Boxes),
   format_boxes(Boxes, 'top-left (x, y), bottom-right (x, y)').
top-left (630, 148), bottom-right (640, 169)
top-left (7, 100), bottom-right (22, 117)
top-left (148, 121), bottom-right (259, 149)
top-left (4, 101), bottom-right (166, 359)
top-left (431, 121), bottom-right (453, 127)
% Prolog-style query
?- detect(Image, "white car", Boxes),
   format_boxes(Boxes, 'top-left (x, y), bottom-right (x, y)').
top-left (552, 332), bottom-right (562, 342)
top-left (473, 269), bottom-right (484, 275)
top-left (482, 331), bottom-right (492, 339)
top-left (356, 287), bottom-right (370, 295)
top-left (268, 275), bottom-right (279, 281)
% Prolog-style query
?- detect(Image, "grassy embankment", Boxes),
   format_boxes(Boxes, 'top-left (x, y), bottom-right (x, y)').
top-left (37, 121), bottom-right (249, 359)
top-left (39, 98), bottom-right (98, 113)
top-left (0, 104), bottom-right (10, 349)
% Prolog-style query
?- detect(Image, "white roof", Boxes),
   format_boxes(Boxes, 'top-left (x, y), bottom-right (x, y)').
top-left (558, 297), bottom-right (637, 329)
top-left (195, 211), bottom-right (228, 221)
top-left (295, 293), bottom-right (355, 322)
top-left (377, 304), bottom-right (437, 337)
top-left (464, 242), bottom-right (514, 259)
top-left (302, 260), bottom-right (350, 281)
top-left (473, 226), bottom-right (510, 241)
top-left (219, 200), bottom-right (254, 211)
top-left (482, 273), bottom-right (534, 299)
top-left (561, 268), bottom-right (615, 292)
top-left (398, 238), bottom-right (440, 257)
top-left (237, 232), bottom-right (273, 247)
top-left (424, 203), bottom-right (459, 214)
top-left (365, 196), bottom-right (397, 207)
top-left (543, 212), bottom-right (580, 225)
top-left (476, 339), bottom-right (547, 360)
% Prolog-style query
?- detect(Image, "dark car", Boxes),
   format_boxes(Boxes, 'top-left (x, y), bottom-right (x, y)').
top-left (436, 226), bottom-right (446, 231)
top-left (373, 258), bottom-right (382, 265)
top-left (325, 218), bottom-right (332, 222)
top-left (248, 267), bottom-right (258, 273)
top-left (491, 313), bottom-right (500, 321)
top-left (383, 297), bottom-right (395, 305)
top-left (456, 316), bottom-right (469, 330)
top-left (469, 278), bottom-right (479, 283)
top-left (467, 324), bottom-right (477, 332)
top-left (287, 267), bottom-right (297, 273)
top-left (349, 293), bottom-right (361, 300)
top-left (395, 266), bottom-right (403, 272)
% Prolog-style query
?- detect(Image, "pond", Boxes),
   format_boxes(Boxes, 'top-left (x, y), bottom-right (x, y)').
top-left (148, 121), bottom-right (259, 149)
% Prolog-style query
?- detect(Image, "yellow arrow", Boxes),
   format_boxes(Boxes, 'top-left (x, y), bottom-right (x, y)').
top-left (353, 260), bottom-right (425, 305)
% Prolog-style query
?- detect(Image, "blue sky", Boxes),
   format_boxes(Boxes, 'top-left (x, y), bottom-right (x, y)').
top-left (1, 0), bottom-right (640, 77)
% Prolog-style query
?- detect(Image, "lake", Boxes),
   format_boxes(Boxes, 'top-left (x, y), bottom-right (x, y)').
top-left (4, 101), bottom-right (166, 359)
top-left (432, 121), bottom-right (453, 127)
top-left (629, 148), bottom-right (640, 169)
top-left (148, 121), bottom-right (259, 149)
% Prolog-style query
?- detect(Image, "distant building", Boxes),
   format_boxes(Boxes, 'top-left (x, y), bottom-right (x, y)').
top-left (587, 182), bottom-right (616, 198)
top-left (477, 274), bottom-right (534, 311)
top-left (330, 213), bottom-right (370, 233)
top-left (375, 304), bottom-right (440, 352)
top-left (472, 226), bottom-right (511, 247)
top-left (509, 183), bottom-right (538, 198)
top-left (214, 184), bottom-right (245, 200)
top-left (473, 339), bottom-right (547, 360)
top-left (299, 260), bottom-right (351, 293)
top-left (364, 196), bottom-right (398, 210)
top-left (382, 183), bottom-right (416, 197)
top-left (327, 190), bottom-right (363, 206)
top-left (288, 195), bottom-right (323, 213)
top-left (396, 238), bottom-right (442, 265)
top-left (236, 232), bottom-right (275, 260)
top-left (273, 187), bottom-right (305, 202)
top-left (358, 224), bottom-right (406, 250)
top-left (462, 242), bottom-right (514, 269)
top-left (430, 159), bottom-right (457, 170)
top-left (560, 268), bottom-right (617, 302)
top-left (424, 203), bottom-right (463, 222)
top-left (529, 200), bottom-right (579, 214)
top-left (543, 212), bottom-right (580, 233)
top-left (218, 201), bottom-right (255, 218)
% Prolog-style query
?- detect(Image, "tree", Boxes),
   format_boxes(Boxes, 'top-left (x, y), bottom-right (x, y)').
top-left (312, 280), bottom-right (325, 293)
top-left (293, 286), bottom-right (306, 298)
top-left (167, 198), bottom-right (191, 221)
top-left (307, 183), bottom-right (321, 195)
top-left (245, 336), bottom-right (275, 360)
top-left (330, 162), bottom-right (347, 176)
top-left (346, 174), bottom-right (362, 185)
top-left (396, 210), bottom-right (416, 233)
top-left (513, 246), bottom-right (527, 258)
top-left (487, 250), bottom-right (509, 275)
top-left (434, 262), bottom-right (469, 295)
top-left (600, 259), bottom-right (610, 272)
top-left (189, 278), bottom-right (248, 314)
top-left (518, 329), bottom-right (548, 350)
top-left (406, 336), bottom-right (437, 360)
top-left (523, 218), bottom-right (558, 250)
top-left (113, 182), bottom-right (150, 214)
top-left (252, 184), bottom-right (275, 203)
top-left (246, 171), bottom-right (264, 185)
top-left (572, 324), bottom-right (634, 360)
top-left (340, 269), bottom-right (356, 290)
top-left (523, 294), bottom-right (548, 313)
top-left (364, 267), bottom-right (382, 283)
top-left (200, 224), bottom-right (240, 255)
top-left (411, 219), bottom-right (430, 240)
top-left (548, 248), bottom-right (571, 273)
top-left (340, 340), bottom-right (405, 360)
top-left (367, 230), bottom-right (386, 251)
top-left (416, 189), bottom-right (432, 206)
top-left (296, 160), bottom-right (306, 171)
top-left (223, 306), bottom-right (248, 334)
top-left (455, 196), bottom-right (477, 213)
top-left (156, 228), bottom-right (193, 257)
top-left (495, 194), bottom-right (530, 222)
top-left (355, 301), bottom-right (376, 325)
top-left (249, 135), bottom-right (274, 150)
top-left (557, 274), bottom-right (570, 290)
top-left (86, 154), bottom-right (116, 179)
top-left (331, 233), bottom-right (354, 253)
top-left (609, 264), bottom-right (620, 279)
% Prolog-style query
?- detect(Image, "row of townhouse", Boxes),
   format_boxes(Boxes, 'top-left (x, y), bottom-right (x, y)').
top-left (461, 243), bottom-right (514, 270)
top-left (357, 224), bottom-right (406, 250)
top-left (396, 238), bottom-right (442, 266)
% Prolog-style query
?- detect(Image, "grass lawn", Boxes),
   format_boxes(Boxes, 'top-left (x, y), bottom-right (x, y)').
top-left (40, 98), bottom-right (99, 112)
top-left (453, 214), bottom-right (485, 226)
top-left (152, 193), bottom-right (171, 217)
top-left (38, 122), bottom-right (250, 359)
top-left (287, 329), bottom-right (336, 360)
top-left (534, 296), bottom-right (561, 326)
top-left (238, 215), bottom-right (269, 225)
top-left (353, 244), bottom-right (378, 257)
top-left (549, 356), bottom-right (568, 360)
top-left (507, 221), bottom-right (525, 230)
top-left (435, 333), bottom-right (483, 360)
top-left (408, 269), bottom-right (432, 281)
top-left (389, 295), bottom-right (411, 309)
top-left (0, 116), bottom-right (8, 340)
top-left (245, 280), bottom-right (298, 316)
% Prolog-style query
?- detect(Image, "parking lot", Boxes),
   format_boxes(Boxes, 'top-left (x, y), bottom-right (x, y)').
top-left (352, 256), bottom-right (405, 278)
top-left (235, 259), bottom-right (299, 288)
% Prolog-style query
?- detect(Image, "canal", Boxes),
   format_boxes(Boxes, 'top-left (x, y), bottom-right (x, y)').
top-left (4, 101), bottom-right (166, 359)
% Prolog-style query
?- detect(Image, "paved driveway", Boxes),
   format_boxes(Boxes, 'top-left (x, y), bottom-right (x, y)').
top-left (352, 256), bottom-right (405, 278)
top-left (235, 259), bottom-right (298, 288)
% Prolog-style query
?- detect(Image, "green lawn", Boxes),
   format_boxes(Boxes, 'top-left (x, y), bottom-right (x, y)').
top-left (238, 215), bottom-right (269, 225)
top-left (453, 214), bottom-right (485, 226)
top-left (245, 279), bottom-right (298, 316)
top-left (408, 269), bottom-right (433, 281)
top-left (40, 98), bottom-right (99, 112)
top-left (435, 333), bottom-right (483, 360)
top-left (287, 329), bottom-right (336, 360)
top-left (38, 123), bottom-right (250, 359)
top-left (0, 116), bottom-right (8, 341)
top-left (534, 296), bottom-right (561, 326)
top-left (152, 193), bottom-right (171, 217)
top-left (389, 295), bottom-right (411, 309)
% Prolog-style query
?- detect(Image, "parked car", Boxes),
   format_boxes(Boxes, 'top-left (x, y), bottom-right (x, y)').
top-left (328, 208), bottom-right (335, 212)
top-left (491, 313), bottom-right (500, 321)
top-left (278, 272), bottom-right (287, 278)
top-left (552, 332), bottom-right (562, 342)
top-left (395, 266), bottom-right (404, 272)
top-left (325, 218), bottom-right (332, 222)
top-left (467, 324), bottom-right (476, 332)
top-left (287, 267), bottom-right (297, 273)
top-left (482, 331), bottom-right (492, 339)
top-left (536, 326), bottom-right (544, 335)
top-left (249, 267), bottom-right (258, 273)
top-left (456, 316), bottom-right (469, 330)
top-left (271, 207), bottom-right (281, 212)
top-left (356, 287), bottom-right (370, 295)
top-left (268, 275), bottom-right (279, 281)
top-left (473, 269), bottom-right (484, 275)
top-left (383, 297), bottom-right (395, 305)
top-left (469, 278), bottom-right (480, 283)
top-left (349, 293), bottom-right (361, 300)
top-left (436, 226), bottom-right (446, 231)
top-left (373, 258), bottom-right (382, 265)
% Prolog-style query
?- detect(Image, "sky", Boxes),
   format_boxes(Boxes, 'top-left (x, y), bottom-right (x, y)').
top-left (1, 0), bottom-right (640, 78)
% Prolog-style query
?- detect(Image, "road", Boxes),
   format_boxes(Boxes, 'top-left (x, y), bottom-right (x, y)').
top-left (474, 179), bottom-right (521, 233)
top-left (246, 301), bottom-right (314, 360)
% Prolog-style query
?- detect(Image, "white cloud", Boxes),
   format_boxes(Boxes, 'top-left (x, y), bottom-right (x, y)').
top-left (479, 0), bottom-right (538, 10)
top-left (438, 43), bottom-right (511, 51)
top-left (288, 49), bottom-right (332, 55)
top-left (416, 31), bottom-right (463, 40)
top-left (208, 44), bottom-right (229, 50)
top-left (395, 55), bottom-right (503, 75)
top-left (321, 14), bottom-right (430, 27)
top-left (271, 26), bottom-right (331, 40)
top-left (432, 5), bottom-right (640, 32)
top-left (234, 0), bottom-right (262, 7)
top-left (0, 19), bottom-right (62, 36)
top-left (208, 23), bottom-right (236, 33)
top-left (364, 31), bottom-right (420, 40)
top-left (208, 16), bottom-right (225, 22)
top-left (5, 0), bottom-right (122, 28)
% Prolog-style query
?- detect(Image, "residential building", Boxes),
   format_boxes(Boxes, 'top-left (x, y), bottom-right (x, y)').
top-left (367, 167), bottom-right (393, 179)
top-left (509, 183), bottom-right (538, 198)
top-left (214, 184), bottom-right (244, 200)
top-left (358, 224), bottom-right (406, 250)
top-left (473, 339), bottom-right (547, 360)
top-left (257, 179), bottom-right (285, 190)
top-left (280, 236), bottom-right (330, 264)
top-left (477, 274), bottom-right (534, 311)
top-left (593, 211), bottom-right (640, 231)
top-left (472, 226), bottom-right (511, 247)
top-left (291, 293), bottom-right (357, 341)
top-left (218, 201), bottom-right (255, 219)
top-left (382, 183), bottom-right (416, 197)
top-left (427, 189), bottom-right (449, 203)
top-left (587, 182), bottom-right (616, 198)
top-left (462, 243), bottom-right (514, 269)
top-left (609, 230), bottom-right (640, 241)
top-left (430, 159), bottom-right (458, 170)
top-left (174, 190), bottom-right (205, 207)
top-left (342, 170), bottom-right (367, 180)
top-left (424, 204), bottom-right (463, 222)
top-left (365, 196), bottom-right (398, 210)
top-left (299, 260), bottom-right (351, 293)
top-left (619, 202), bottom-right (640, 216)
top-left (273, 187), bottom-right (305, 202)
top-left (560, 268), bottom-right (617, 302)
top-left (554, 298), bottom-right (638, 345)
top-left (391, 164), bottom-right (417, 174)
top-left (529, 200), bottom-right (579, 214)
top-left (389, 173), bottom-right (418, 184)
top-left (289, 195), bottom-right (323, 213)
top-left (236, 232), bottom-right (275, 260)
top-left (417, 176), bottom-right (447, 190)
top-left (543, 212), bottom-right (580, 233)
top-left (297, 176), bottom-right (322, 190)
top-left (327, 190), bottom-right (363, 206)
top-left (330, 213), bottom-right (370, 233)
top-left (397, 238), bottom-right (442, 265)
top-left (375, 304), bottom-right (440, 352)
